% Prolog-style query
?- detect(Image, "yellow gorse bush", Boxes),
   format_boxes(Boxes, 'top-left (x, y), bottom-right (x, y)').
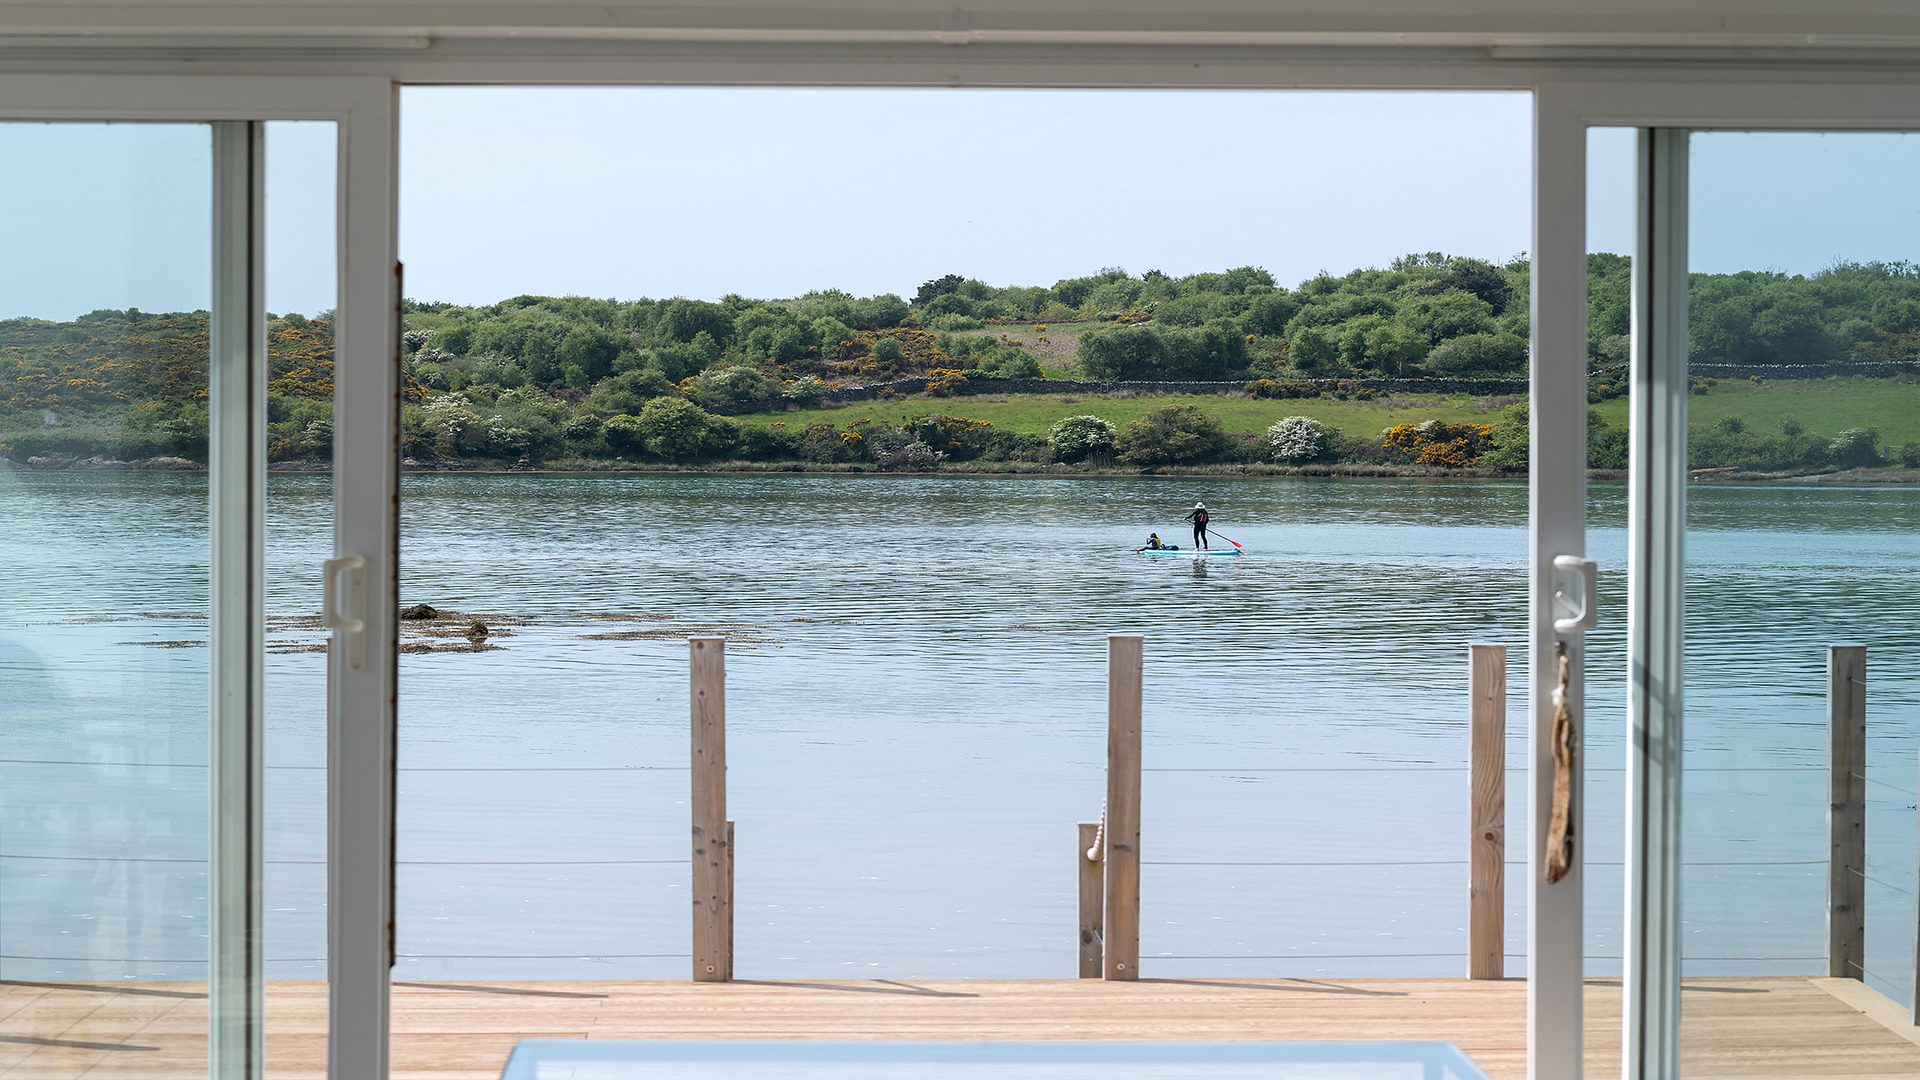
top-left (1382, 420), bottom-right (1496, 467)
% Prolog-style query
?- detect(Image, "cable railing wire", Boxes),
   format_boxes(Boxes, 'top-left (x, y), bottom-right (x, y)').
top-left (0, 852), bottom-right (681, 868)
top-left (0, 757), bottom-right (686, 772)
top-left (1, 952), bottom-right (689, 964)
top-left (1855, 868), bottom-right (1917, 897)
top-left (1857, 772), bottom-right (1920, 799)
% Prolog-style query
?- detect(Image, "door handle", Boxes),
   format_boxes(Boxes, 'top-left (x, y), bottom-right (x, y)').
top-left (1552, 555), bottom-right (1598, 637)
top-left (322, 553), bottom-right (368, 672)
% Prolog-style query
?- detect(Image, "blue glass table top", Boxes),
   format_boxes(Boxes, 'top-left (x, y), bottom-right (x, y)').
top-left (499, 1040), bottom-right (1493, 1079)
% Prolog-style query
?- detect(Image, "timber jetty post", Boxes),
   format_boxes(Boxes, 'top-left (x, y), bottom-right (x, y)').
top-left (1828, 645), bottom-right (1866, 983)
top-left (1469, 643), bottom-right (1508, 980)
top-left (690, 636), bottom-right (734, 982)
top-left (1104, 635), bottom-right (1144, 981)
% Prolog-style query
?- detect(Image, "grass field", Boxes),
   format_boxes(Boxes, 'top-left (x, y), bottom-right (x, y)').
top-left (738, 391), bottom-right (1520, 437)
top-left (739, 377), bottom-right (1920, 447)
top-left (1591, 376), bottom-right (1920, 446)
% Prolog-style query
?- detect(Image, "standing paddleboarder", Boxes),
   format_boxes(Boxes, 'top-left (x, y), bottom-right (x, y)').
top-left (1183, 502), bottom-right (1211, 550)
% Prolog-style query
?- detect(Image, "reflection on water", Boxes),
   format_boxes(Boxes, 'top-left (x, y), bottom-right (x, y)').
top-left (0, 473), bottom-right (1914, 998)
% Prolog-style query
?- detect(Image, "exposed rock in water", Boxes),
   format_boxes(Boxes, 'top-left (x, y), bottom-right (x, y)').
top-left (399, 603), bottom-right (441, 621)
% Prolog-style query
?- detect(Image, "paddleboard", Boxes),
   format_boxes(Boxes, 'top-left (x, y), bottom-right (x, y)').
top-left (1138, 547), bottom-right (1241, 557)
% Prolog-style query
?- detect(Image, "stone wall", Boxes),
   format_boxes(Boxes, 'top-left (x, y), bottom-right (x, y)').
top-left (817, 375), bottom-right (1529, 404)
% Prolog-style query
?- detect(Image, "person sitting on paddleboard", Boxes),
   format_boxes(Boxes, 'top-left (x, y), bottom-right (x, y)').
top-left (1139, 532), bottom-right (1176, 552)
top-left (1183, 502), bottom-right (1211, 550)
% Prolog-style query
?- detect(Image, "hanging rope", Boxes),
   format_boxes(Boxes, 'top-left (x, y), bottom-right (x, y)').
top-left (1086, 800), bottom-right (1106, 863)
top-left (1545, 641), bottom-right (1577, 884)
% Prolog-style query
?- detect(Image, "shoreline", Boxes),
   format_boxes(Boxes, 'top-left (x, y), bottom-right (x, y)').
top-left (8, 455), bottom-right (1919, 485)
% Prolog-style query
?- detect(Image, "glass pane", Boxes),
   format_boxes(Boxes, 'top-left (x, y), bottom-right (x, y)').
top-left (1680, 132), bottom-right (1920, 1066)
top-left (263, 119), bottom-right (337, 1079)
top-left (394, 84), bottom-right (1543, 1076)
top-left (1583, 123), bottom-right (1636, 1075)
top-left (0, 122), bottom-right (215, 1076)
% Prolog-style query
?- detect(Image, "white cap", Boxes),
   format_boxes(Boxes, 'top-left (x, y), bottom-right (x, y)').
top-left (1194, 502), bottom-right (1206, 509)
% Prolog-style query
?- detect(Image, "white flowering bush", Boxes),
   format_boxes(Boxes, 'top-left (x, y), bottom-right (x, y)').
top-left (1048, 414), bottom-right (1118, 462)
top-left (1266, 415), bottom-right (1329, 463)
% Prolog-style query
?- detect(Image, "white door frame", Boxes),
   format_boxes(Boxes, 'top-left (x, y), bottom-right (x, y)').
top-left (6, 60), bottom-right (1920, 1080)
top-left (1528, 77), bottom-right (1920, 1080)
top-left (0, 74), bottom-right (399, 1080)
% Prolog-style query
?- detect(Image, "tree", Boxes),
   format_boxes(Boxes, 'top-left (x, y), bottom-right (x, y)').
top-left (914, 274), bottom-right (967, 307)
top-left (1161, 323), bottom-right (1247, 379)
top-left (585, 368), bottom-right (673, 416)
top-left (1078, 325), bottom-right (1166, 380)
top-left (1398, 289), bottom-right (1496, 343)
top-left (630, 397), bottom-right (739, 460)
top-left (556, 324), bottom-right (621, 384)
top-left (1115, 404), bottom-right (1229, 465)
top-left (1288, 326), bottom-right (1337, 372)
top-left (1437, 258), bottom-right (1514, 314)
top-left (1424, 332), bottom-right (1528, 374)
top-left (658, 299), bottom-right (734, 346)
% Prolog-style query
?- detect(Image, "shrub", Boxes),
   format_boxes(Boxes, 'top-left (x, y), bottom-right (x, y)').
top-left (780, 375), bottom-right (828, 405)
top-left (1048, 415), bottom-right (1117, 462)
top-left (905, 414), bottom-right (997, 460)
top-left (1424, 332), bottom-right (1528, 374)
top-left (866, 428), bottom-right (943, 471)
top-left (736, 424), bottom-right (799, 461)
top-left (1245, 379), bottom-right (1318, 399)
top-left (927, 313), bottom-right (985, 332)
top-left (1265, 416), bottom-right (1330, 464)
top-left (1116, 405), bottom-right (1229, 466)
top-left (682, 365), bottom-right (779, 412)
top-left (926, 367), bottom-right (971, 396)
top-left (605, 398), bottom-right (740, 460)
top-left (1382, 419), bottom-right (1496, 467)
top-left (1827, 427), bottom-right (1882, 469)
top-left (585, 368), bottom-right (674, 416)
top-left (796, 422), bottom-right (861, 463)
top-left (1481, 403), bottom-right (1529, 471)
top-left (1077, 325), bottom-right (1165, 380)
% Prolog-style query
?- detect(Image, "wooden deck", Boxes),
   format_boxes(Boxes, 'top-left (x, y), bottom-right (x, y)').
top-left (0, 977), bottom-right (1915, 1079)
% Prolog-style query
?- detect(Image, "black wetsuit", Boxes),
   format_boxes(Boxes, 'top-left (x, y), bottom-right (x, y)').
top-left (1183, 508), bottom-right (1210, 549)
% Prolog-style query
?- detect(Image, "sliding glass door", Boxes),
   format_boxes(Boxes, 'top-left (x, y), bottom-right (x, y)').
top-left (0, 77), bottom-right (398, 1080)
top-left (1624, 126), bottom-right (1920, 1077)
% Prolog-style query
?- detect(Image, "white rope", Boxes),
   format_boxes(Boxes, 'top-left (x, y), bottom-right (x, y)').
top-left (1086, 800), bottom-right (1106, 862)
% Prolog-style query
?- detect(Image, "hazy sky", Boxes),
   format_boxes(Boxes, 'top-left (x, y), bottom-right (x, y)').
top-left (0, 90), bottom-right (1915, 320)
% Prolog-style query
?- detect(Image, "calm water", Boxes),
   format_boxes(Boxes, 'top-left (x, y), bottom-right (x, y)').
top-left (1, 473), bottom-right (1915, 1003)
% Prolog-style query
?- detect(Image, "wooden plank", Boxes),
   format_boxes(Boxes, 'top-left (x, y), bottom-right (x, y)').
top-left (1469, 643), bottom-right (1507, 981)
top-left (1104, 634), bottom-right (1143, 981)
top-left (9, 976), bottom-right (1920, 1080)
top-left (1829, 644), bottom-right (1866, 981)
top-left (1078, 822), bottom-right (1103, 979)
top-left (690, 636), bottom-right (731, 982)
top-left (724, 819), bottom-right (736, 982)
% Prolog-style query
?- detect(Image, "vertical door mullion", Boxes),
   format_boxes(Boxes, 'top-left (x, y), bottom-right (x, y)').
top-left (329, 83), bottom-right (401, 1080)
top-left (209, 119), bottom-right (267, 1080)
top-left (1623, 128), bottom-right (1689, 1080)
top-left (1528, 87), bottom-right (1590, 1080)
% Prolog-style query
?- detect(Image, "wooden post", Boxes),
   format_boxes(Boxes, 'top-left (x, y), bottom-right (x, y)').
top-left (1077, 822), bottom-right (1104, 978)
top-left (1469, 643), bottom-right (1508, 980)
top-left (691, 637), bottom-right (732, 982)
top-left (1104, 635), bottom-right (1143, 981)
top-left (1828, 645), bottom-right (1866, 981)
